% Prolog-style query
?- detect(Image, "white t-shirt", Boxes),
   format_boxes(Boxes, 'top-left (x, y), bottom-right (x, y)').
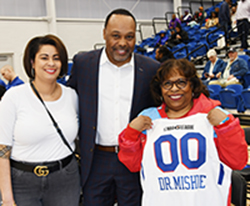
top-left (0, 83), bottom-right (79, 162)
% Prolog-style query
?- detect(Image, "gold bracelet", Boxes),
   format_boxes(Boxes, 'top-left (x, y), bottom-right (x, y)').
top-left (0, 201), bottom-right (17, 206)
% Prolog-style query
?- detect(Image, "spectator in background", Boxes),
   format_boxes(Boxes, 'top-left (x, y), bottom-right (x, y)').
top-left (181, 10), bottom-right (192, 23)
top-left (169, 14), bottom-right (181, 31)
top-left (155, 31), bottom-right (168, 48)
top-left (193, 11), bottom-right (200, 23)
top-left (219, 0), bottom-right (231, 46)
top-left (209, 47), bottom-right (248, 87)
top-left (236, 0), bottom-right (250, 50)
top-left (187, 16), bottom-right (200, 27)
top-left (201, 49), bottom-right (226, 85)
top-left (155, 46), bottom-right (175, 63)
top-left (197, 6), bottom-right (207, 25)
top-left (215, 7), bottom-right (220, 17)
top-left (203, 11), bottom-right (219, 29)
top-left (0, 65), bottom-right (24, 90)
top-left (166, 25), bottom-right (189, 48)
top-left (0, 78), bottom-right (6, 88)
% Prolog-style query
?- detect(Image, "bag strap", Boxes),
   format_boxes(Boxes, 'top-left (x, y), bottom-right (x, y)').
top-left (30, 81), bottom-right (74, 153)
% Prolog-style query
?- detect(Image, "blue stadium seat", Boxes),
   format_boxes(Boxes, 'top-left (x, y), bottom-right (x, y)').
top-left (186, 42), bottom-right (197, 53)
top-left (219, 88), bottom-right (245, 112)
top-left (239, 55), bottom-right (250, 71)
top-left (207, 84), bottom-right (222, 100)
top-left (243, 72), bottom-right (250, 88)
top-left (226, 84), bottom-right (243, 94)
top-left (174, 52), bottom-right (186, 59)
top-left (241, 88), bottom-right (250, 109)
top-left (219, 89), bottom-right (237, 109)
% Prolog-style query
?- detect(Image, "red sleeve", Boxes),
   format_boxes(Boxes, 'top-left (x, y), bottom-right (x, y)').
top-left (214, 114), bottom-right (248, 170)
top-left (118, 124), bottom-right (146, 172)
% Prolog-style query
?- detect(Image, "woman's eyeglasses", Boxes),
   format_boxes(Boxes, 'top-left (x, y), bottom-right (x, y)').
top-left (162, 78), bottom-right (189, 90)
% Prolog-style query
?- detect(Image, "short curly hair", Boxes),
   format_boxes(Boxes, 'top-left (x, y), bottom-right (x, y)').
top-left (23, 34), bottom-right (68, 80)
top-left (150, 58), bottom-right (209, 106)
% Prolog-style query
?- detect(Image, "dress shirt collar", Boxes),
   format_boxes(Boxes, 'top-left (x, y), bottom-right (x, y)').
top-left (100, 47), bottom-right (134, 69)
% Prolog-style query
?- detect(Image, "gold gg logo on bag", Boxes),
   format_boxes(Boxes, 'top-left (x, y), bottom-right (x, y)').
top-left (34, 165), bottom-right (49, 177)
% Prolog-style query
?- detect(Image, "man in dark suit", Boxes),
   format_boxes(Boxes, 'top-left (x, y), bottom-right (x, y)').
top-left (68, 8), bottom-right (160, 206)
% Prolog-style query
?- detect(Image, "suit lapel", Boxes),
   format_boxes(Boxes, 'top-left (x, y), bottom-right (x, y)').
top-left (92, 49), bottom-right (102, 113)
top-left (130, 54), bottom-right (144, 120)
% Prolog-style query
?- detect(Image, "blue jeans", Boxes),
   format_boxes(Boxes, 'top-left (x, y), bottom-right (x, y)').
top-left (11, 157), bottom-right (81, 206)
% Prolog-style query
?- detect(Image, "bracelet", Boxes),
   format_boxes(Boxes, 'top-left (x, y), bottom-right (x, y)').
top-left (0, 201), bottom-right (17, 206)
top-left (219, 116), bottom-right (230, 125)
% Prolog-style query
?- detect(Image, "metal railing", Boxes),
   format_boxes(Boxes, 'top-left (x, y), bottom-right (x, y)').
top-left (189, 0), bottom-right (221, 10)
top-left (186, 43), bottom-right (209, 59)
top-left (172, 45), bottom-right (188, 57)
top-left (152, 17), bottom-right (168, 35)
top-left (205, 25), bottom-right (224, 46)
top-left (138, 23), bottom-right (153, 40)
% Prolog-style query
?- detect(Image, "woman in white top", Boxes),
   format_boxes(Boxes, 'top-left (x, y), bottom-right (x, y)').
top-left (0, 34), bottom-right (80, 206)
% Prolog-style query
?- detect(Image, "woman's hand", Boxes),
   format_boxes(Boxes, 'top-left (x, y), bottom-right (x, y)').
top-left (216, 72), bottom-right (221, 78)
top-left (129, 115), bottom-right (152, 132)
top-left (207, 108), bottom-right (228, 126)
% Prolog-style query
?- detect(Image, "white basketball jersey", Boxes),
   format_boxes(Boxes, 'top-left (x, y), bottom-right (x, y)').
top-left (141, 113), bottom-right (231, 206)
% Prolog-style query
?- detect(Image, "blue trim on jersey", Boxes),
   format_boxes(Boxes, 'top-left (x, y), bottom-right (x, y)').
top-left (138, 106), bottom-right (228, 139)
top-left (141, 163), bottom-right (145, 180)
top-left (218, 164), bottom-right (225, 185)
top-left (139, 107), bottom-right (162, 135)
top-left (213, 106), bottom-right (229, 139)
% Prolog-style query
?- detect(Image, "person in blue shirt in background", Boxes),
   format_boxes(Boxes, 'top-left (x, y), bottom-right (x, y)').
top-left (0, 65), bottom-right (24, 90)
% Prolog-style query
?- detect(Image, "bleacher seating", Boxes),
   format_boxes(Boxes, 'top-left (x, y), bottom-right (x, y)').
top-left (207, 84), bottom-right (221, 100)
top-left (243, 72), bottom-right (250, 88)
top-left (219, 87), bottom-right (246, 113)
top-left (239, 55), bottom-right (250, 71)
top-left (134, 0), bottom-right (250, 93)
top-left (242, 88), bottom-right (250, 110)
top-left (219, 88), bottom-right (240, 111)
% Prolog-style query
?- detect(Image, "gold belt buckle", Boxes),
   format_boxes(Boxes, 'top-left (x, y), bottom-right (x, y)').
top-left (33, 165), bottom-right (49, 177)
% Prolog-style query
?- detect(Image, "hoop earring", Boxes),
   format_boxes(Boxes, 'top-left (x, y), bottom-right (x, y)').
top-left (58, 73), bottom-right (65, 79)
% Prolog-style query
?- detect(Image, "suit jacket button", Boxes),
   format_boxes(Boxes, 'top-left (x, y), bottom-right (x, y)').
top-left (93, 126), bottom-right (96, 130)
top-left (90, 148), bottom-right (93, 152)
